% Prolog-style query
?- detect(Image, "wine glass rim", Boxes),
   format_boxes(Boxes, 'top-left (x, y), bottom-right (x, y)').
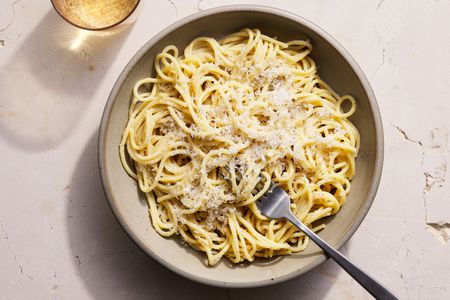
top-left (50, 0), bottom-right (141, 31)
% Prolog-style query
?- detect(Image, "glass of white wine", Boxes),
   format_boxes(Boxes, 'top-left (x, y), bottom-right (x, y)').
top-left (51, 0), bottom-right (142, 31)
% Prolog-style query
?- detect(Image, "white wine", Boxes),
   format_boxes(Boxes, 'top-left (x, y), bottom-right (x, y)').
top-left (57, 0), bottom-right (139, 29)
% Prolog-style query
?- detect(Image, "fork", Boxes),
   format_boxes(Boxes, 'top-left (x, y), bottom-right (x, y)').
top-left (221, 167), bottom-right (397, 298)
top-left (255, 181), bottom-right (398, 299)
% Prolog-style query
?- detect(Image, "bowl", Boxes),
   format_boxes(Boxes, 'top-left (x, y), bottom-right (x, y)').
top-left (98, 5), bottom-right (383, 288)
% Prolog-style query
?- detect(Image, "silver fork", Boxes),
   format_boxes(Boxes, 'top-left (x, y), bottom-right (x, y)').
top-left (220, 167), bottom-right (396, 298)
top-left (256, 183), bottom-right (398, 299)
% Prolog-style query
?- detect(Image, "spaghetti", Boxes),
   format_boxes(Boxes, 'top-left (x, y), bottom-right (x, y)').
top-left (120, 28), bottom-right (360, 265)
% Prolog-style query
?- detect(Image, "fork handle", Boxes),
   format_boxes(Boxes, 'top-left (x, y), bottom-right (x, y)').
top-left (285, 213), bottom-right (398, 300)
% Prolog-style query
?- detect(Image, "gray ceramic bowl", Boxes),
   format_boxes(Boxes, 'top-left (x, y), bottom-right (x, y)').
top-left (99, 5), bottom-right (383, 288)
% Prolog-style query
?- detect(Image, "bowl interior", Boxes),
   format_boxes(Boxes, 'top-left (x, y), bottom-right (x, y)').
top-left (100, 7), bottom-right (382, 287)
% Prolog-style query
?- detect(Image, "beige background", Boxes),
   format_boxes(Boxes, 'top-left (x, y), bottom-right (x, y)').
top-left (0, 0), bottom-right (449, 299)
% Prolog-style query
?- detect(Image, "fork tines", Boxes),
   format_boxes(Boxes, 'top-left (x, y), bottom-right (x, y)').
top-left (220, 165), bottom-right (267, 195)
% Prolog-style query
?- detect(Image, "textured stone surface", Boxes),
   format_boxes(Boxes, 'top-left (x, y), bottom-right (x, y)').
top-left (1, 0), bottom-right (449, 299)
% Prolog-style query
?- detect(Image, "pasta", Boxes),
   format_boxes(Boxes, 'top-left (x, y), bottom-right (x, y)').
top-left (120, 28), bottom-right (360, 265)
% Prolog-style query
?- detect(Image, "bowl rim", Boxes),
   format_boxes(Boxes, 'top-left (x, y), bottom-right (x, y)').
top-left (98, 4), bottom-right (384, 288)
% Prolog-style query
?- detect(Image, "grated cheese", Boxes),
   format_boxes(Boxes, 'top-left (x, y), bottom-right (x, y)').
top-left (153, 48), bottom-right (352, 230)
